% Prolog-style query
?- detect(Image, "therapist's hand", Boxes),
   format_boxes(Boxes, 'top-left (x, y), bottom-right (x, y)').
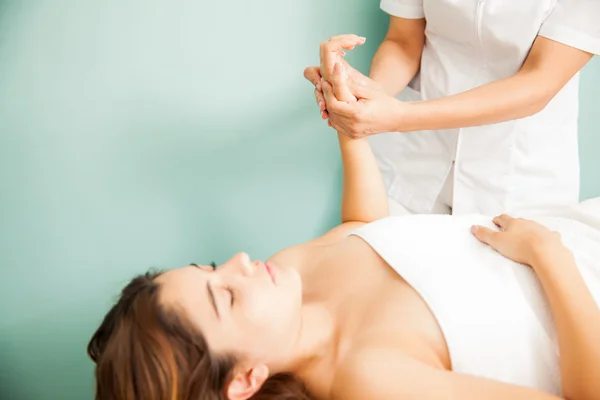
top-left (305, 65), bottom-right (381, 119)
top-left (471, 214), bottom-right (567, 267)
top-left (304, 66), bottom-right (329, 119)
top-left (322, 63), bottom-right (407, 139)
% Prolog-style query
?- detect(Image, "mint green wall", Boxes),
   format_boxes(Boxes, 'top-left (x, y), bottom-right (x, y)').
top-left (0, 2), bottom-right (386, 399)
top-left (0, 2), bottom-right (598, 399)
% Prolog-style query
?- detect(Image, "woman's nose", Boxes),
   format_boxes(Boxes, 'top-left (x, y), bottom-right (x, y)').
top-left (230, 252), bottom-right (254, 276)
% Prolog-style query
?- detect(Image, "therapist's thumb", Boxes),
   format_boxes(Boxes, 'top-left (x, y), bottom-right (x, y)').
top-left (471, 225), bottom-right (499, 246)
top-left (347, 76), bottom-right (377, 99)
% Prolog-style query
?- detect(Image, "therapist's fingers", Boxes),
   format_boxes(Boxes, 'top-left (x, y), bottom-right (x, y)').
top-left (304, 66), bottom-right (322, 90)
top-left (331, 63), bottom-right (357, 103)
top-left (346, 75), bottom-right (379, 100)
top-left (314, 87), bottom-right (327, 111)
top-left (315, 88), bottom-right (328, 118)
top-left (471, 225), bottom-right (499, 247)
top-left (305, 66), bottom-right (328, 117)
top-left (322, 80), bottom-right (354, 116)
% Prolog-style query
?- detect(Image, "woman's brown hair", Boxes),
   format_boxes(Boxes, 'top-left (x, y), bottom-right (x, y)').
top-left (87, 270), bottom-right (313, 400)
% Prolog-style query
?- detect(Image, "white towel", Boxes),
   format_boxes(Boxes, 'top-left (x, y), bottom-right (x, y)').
top-left (350, 199), bottom-right (600, 395)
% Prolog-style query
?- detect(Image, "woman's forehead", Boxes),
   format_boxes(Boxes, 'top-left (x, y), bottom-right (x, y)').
top-left (157, 267), bottom-right (213, 322)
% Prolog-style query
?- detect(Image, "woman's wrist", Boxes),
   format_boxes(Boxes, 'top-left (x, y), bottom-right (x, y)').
top-left (338, 132), bottom-right (370, 148)
top-left (529, 240), bottom-right (573, 272)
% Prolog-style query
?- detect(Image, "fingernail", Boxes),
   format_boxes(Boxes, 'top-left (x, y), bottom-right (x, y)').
top-left (316, 83), bottom-right (321, 91)
top-left (471, 226), bottom-right (478, 234)
top-left (359, 36), bottom-right (366, 41)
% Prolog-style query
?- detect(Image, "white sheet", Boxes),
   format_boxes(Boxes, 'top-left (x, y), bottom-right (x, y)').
top-left (539, 197), bottom-right (600, 230)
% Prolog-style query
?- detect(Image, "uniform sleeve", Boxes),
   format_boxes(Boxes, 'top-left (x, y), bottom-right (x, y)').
top-left (538, 0), bottom-right (600, 55)
top-left (380, 0), bottom-right (424, 19)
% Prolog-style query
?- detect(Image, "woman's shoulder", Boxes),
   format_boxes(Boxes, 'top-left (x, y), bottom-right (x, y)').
top-left (265, 221), bottom-right (367, 269)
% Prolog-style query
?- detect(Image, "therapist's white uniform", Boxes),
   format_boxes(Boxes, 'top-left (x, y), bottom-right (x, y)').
top-left (370, 0), bottom-right (600, 216)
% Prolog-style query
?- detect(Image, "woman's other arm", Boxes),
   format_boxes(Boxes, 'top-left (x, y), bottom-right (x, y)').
top-left (473, 215), bottom-right (600, 400)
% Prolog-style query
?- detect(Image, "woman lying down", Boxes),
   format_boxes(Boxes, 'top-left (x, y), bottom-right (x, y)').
top-left (88, 64), bottom-right (600, 400)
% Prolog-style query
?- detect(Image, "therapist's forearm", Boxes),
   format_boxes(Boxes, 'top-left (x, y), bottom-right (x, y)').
top-left (369, 38), bottom-right (422, 97)
top-left (532, 247), bottom-right (600, 400)
top-left (398, 71), bottom-right (551, 132)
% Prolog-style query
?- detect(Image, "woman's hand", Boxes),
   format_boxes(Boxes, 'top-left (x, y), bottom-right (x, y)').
top-left (471, 214), bottom-right (568, 267)
top-left (319, 35), bottom-right (365, 84)
top-left (304, 34), bottom-right (376, 119)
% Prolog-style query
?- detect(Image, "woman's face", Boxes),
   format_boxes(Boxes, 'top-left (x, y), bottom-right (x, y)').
top-left (158, 253), bottom-right (303, 366)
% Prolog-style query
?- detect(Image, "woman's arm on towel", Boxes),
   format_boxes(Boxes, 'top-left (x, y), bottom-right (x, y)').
top-left (473, 215), bottom-right (600, 400)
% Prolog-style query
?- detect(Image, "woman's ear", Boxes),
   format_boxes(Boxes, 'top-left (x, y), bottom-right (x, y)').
top-left (226, 364), bottom-right (269, 400)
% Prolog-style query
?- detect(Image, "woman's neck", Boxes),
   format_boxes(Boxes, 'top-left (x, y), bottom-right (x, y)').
top-left (268, 298), bottom-right (338, 376)
top-left (266, 243), bottom-right (346, 377)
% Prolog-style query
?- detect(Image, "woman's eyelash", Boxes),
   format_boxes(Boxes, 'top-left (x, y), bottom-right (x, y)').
top-left (190, 262), bottom-right (217, 270)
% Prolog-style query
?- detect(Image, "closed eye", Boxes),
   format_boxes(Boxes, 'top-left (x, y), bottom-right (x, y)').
top-left (191, 262), bottom-right (230, 306)
top-left (227, 288), bottom-right (235, 306)
top-left (190, 262), bottom-right (217, 270)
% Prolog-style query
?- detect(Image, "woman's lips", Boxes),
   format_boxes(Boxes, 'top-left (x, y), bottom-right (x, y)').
top-left (264, 262), bottom-right (276, 284)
